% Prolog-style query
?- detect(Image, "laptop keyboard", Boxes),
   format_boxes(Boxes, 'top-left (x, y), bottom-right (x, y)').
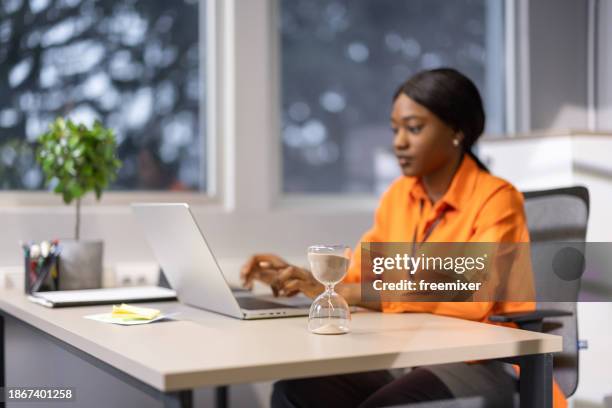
top-left (237, 297), bottom-right (291, 310)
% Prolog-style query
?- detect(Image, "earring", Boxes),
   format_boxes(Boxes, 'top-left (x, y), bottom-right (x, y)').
top-left (453, 139), bottom-right (460, 147)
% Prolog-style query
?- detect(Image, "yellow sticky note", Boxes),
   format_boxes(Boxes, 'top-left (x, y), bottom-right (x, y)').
top-left (111, 303), bottom-right (160, 320)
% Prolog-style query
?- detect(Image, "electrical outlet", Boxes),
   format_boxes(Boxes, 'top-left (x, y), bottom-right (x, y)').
top-left (113, 262), bottom-right (160, 287)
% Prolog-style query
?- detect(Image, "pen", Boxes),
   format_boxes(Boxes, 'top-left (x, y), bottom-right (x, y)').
top-left (31, 256), bottom-right (52, 293)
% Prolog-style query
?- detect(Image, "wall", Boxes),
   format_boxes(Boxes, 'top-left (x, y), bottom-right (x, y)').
top-left (0, 207), bottom-right (373, 285)
top-left (527, 0), bottom-right (589, 130)
top-left (597, 0), bottom-right (612, 130)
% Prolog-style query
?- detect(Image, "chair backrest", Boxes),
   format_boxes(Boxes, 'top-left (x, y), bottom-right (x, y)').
top-left (522, 186), bottom-right (589, 398)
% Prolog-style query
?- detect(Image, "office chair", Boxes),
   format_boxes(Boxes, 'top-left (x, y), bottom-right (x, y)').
top-left (397, 186), bottom-right (590, 408)
top-left (488, 186), bottom-right (589, 399)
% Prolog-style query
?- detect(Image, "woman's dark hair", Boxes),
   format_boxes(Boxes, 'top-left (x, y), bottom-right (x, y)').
top-left (393, 68), bottom-right (488, 171)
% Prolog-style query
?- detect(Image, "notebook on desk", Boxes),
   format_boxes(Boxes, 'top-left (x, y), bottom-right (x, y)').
top-left (27, 286), bottom-right (177, 308)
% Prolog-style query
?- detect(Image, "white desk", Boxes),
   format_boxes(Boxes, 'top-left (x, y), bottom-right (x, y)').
top-left (0, 288), bottom-right (562, 407)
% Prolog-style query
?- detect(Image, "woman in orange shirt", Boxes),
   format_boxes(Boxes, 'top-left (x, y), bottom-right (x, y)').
top-left (241, 68), bottom-right (564, 408)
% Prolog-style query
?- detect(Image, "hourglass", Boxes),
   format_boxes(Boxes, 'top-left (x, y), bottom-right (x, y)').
top-left (307, 245), bottom-right (351, 335)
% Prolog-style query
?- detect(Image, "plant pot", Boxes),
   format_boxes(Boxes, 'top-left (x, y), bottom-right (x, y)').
top-left (58, 240), bottom-right (104, 290)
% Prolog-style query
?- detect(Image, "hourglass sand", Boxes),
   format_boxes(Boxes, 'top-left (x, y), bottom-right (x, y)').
top-left (307, 245), bottom-right (351, 335)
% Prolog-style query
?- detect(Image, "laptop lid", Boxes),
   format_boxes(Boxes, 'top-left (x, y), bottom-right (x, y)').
top-left (131, 203), bottom-right (244, 319)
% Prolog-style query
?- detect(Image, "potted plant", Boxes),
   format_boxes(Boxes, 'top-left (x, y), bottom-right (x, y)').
top-left (36, 117), bottom-right (122, 290)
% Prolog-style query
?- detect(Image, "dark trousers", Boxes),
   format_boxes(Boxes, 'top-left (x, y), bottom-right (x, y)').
top-left (271, 368), bottom-right (453, 408)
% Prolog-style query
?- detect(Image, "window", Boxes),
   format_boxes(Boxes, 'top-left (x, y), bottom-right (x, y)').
top-left (280, 0), bottom-right (505, 194)
top-left (0, 0), bottom-right (205, 192)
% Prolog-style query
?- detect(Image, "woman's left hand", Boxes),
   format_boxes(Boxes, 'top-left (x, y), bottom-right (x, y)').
top-left (271, 266), bottom-right (324, 299)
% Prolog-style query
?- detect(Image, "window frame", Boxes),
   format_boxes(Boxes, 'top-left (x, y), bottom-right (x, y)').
top-left (0, 0), bottom-right (221, 208)
top-left (274, 0), bottom-right (512, 202)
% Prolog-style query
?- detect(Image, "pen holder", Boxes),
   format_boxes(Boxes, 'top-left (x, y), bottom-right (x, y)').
top-left (24, 253), bottom-right (61, 294)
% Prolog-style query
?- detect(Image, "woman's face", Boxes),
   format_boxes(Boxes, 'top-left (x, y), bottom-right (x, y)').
top-left (391, 93), bottom-right (463, 177)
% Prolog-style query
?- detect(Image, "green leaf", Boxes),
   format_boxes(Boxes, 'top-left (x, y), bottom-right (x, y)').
top-left (68, 135), bottom-right (79, 148)
top-left (56, 117), bottom-right (66, 131)
top-left (35, 116), bottom-right (122, 205)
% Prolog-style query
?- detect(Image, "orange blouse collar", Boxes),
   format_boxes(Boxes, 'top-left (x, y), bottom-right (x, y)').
top-left (405, 154), bottom-right (480, 211)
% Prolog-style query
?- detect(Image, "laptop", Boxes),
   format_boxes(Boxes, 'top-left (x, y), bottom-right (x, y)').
top-left (131, 203), bottom-right (311, 319)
